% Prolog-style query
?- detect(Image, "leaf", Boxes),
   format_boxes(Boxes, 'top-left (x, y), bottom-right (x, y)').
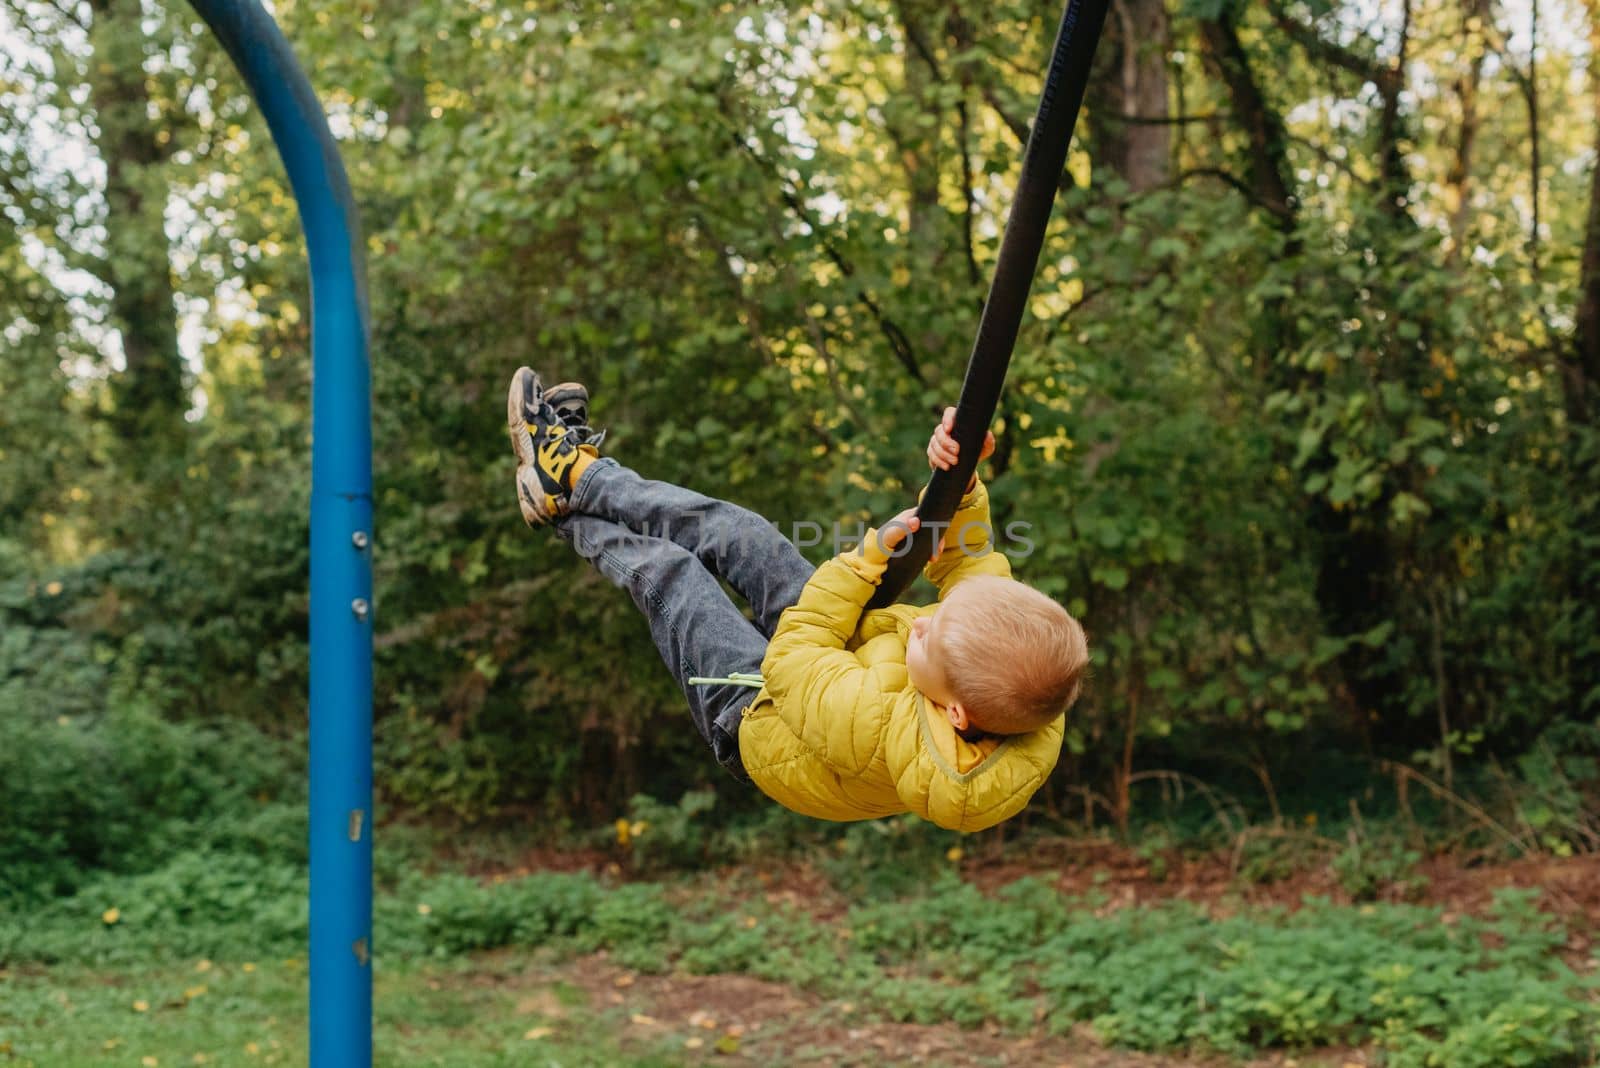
top-left (1093, 566), bottom-right (1129, 591)
top-left (1148, 668), bottom-right (1182, 690)
top-left (1148, 236), bottom-right (1186, 259)
top-left (1294, 424), bottom-right (1326, 467)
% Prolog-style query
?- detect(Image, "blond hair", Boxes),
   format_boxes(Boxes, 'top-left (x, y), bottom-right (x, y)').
top-left (934, 575), bottom-right (1088, 734)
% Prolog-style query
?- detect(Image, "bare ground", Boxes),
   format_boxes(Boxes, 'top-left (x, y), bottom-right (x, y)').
top-left (458, 845), bottom-right (1598, 1066)
top-left (468, 838), bottom-right (1599, 921)
top-left (511, 952), bottom-right (1373, 1068)
top-left (470, 839), bottom-right (1599, 959)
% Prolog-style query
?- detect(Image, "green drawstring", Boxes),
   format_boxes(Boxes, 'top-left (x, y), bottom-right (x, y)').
top-left (686, 672), bottom-right (765, 689)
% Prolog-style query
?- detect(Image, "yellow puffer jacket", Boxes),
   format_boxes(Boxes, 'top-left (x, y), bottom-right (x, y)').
top-left (737, 480), bottom-right (1065, 832)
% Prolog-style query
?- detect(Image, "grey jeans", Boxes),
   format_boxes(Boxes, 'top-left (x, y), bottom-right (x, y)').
top-left (555, 458), bottom-right (814, 778)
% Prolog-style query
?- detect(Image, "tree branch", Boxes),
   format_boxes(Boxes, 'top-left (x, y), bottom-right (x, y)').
top-left (1121, 112), bottom-right (1226, 126)
top-left (1528, 0), bottom-right (1542, 277)
top-left (717, 100), bottom-right (925, 383)
top-left (980, 83), bottom-right (1032, 146)
top-left (44, 0), bottom-right (88, 32)
top-left (1176, 167), bottom-right (1267, 208)
top-left (897, 1), bottom-right (944, 80)
top-left (1269, 0), bottom-right (1411, 219)
top-left (956, 96), bottom-right (982, 295)
top-left (1572, 7), bottom-right (1600, 425)
top-left (1197, 13), bottom-right (1298, 232)
top-left (1445, 0), bottom-right (1491, 260)
top-left (943, 9), bottom-right (1031, 146)
top-left (1268, 3), bottom-right (1396, 90)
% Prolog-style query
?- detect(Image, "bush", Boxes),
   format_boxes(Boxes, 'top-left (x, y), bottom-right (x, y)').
top-left (375, 710), bottom-right (502, 822)
top-left (1329, 834), bottom-right (1426, 902)
top-left (1, 849), bottom-right (307, 965)
top-left (616, 789), bottom-right (718, 873)
top-left (818, 815), bottom-right (964, 900)
top-left (0, 701), bottom-right (301, 904)
top-left (1510, 721), bottom-right (1600, 855)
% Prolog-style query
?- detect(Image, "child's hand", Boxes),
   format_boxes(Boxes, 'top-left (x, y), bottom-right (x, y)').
top-left (927, 407), bottom-right (995, 489)
top-left (846, 506), bottom-right (921, 578)
top-left (927, 407), bottom-right (997, 470)
top-left (874, 507), bottom-right (921, 558)
top-left (878, 504), bottom-right (948, 566)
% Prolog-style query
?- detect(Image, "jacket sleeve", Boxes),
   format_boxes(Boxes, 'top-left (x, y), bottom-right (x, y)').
top-left (759, 533), bottom-right (901, 775)
top-left (923, 477), bottom-right (1012, 598)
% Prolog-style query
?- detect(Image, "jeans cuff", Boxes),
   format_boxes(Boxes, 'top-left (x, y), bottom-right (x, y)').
top-left (567, 456), bottom-right (618, 514)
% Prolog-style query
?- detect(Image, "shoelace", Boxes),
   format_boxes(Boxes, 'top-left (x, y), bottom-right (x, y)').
top-left (544, 398), bottom-right (605, 447)
top-left (569, 423), bottom-right (607, 448)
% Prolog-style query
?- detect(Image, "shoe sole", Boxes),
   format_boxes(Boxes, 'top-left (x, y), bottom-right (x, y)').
top-left (507, 366), bottom-right (542, 468)
top-left (515, 466), bottom-right (552, 526)
top-left (508, 367), bottom-right (557, 526)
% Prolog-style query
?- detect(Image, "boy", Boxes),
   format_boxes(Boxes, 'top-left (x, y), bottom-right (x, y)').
top-left (508, 367), bottom-right (1086, 832)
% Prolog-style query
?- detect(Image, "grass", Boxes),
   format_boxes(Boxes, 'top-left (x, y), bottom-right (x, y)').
top-left (0, 958), bottom-right (678, 1068)
top-left (3, 845), bottom-right (1597, 1068)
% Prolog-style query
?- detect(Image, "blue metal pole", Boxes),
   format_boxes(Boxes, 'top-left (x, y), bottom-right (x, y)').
top-left (185, 3), bottom-right (373, 1065)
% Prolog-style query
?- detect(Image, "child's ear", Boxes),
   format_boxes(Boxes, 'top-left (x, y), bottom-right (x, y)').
top-left (945, 703), bottom-right (969, 731)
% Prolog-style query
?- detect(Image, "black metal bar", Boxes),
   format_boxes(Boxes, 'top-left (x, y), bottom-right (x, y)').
top-left (868, 0), bottom-right (1110, 608)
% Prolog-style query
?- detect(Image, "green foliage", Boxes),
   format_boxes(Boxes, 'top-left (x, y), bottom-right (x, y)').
top-left (4, 0), bottom-right (1600, 845)
top-left (8, 5), bottom-right (1600, 1060)
top-left (1028, 887), bottom-right (1597, 1063)
top-left (1329, 835), bottom-right (1425, 903)
top-left (0, 696), bottom-right (301, 905)
top-left (1232, 831), bottom-right (1333, 887)
top-left (5, 849), bottom-right (1595, 1065)
top-left (0, 960), bottom-right (659, 1067)
top-left (816, 815), bottom-right (965, 900)
top-left (1509, 721), bottom-right (1600, 856)
top-left (376, 710), bottom-right (503, 822)
top-left (5, 849), bottom-right (309, 966)
top-left (617, 789), bottom-right (719, 873)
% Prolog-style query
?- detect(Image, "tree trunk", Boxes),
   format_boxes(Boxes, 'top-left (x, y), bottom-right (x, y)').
top-left (1267, 0), bottom-right (1415, 227)
top-left (1090, 0), bottom-right (1172, 192)
top-left (1579, 168), bottom-right (1600, 423)
top-left (1446, 0), bottom-right (1492, 259)
top-left (1567, 2), bottom-right (1600, 719)
top-left (1375, 0), bottom-right (1414, 222)
top-left (1200, 9), bottom-right (1407, 732)
top-left (895, 0), bottom-right (947, 280)
top-left (1574, 6), bottom-right (1600, 426)
top-left (87, 0), bottom-right (185, 453)
top-left (1197, 12), bottom-right (1296, 232)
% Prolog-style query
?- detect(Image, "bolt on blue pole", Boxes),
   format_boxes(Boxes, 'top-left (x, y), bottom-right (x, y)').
top-left (185, 3), bottom-right (374, 1065)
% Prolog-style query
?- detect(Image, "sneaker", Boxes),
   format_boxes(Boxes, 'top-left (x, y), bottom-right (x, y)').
top-left (507, 367), bottom-right (599, 526)
top-left (511, 370), bottom-right (605, 437)
top-left (544, 382), bottom-right (589, 429)
top-left (546, 381), bottom-right (607, 446)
